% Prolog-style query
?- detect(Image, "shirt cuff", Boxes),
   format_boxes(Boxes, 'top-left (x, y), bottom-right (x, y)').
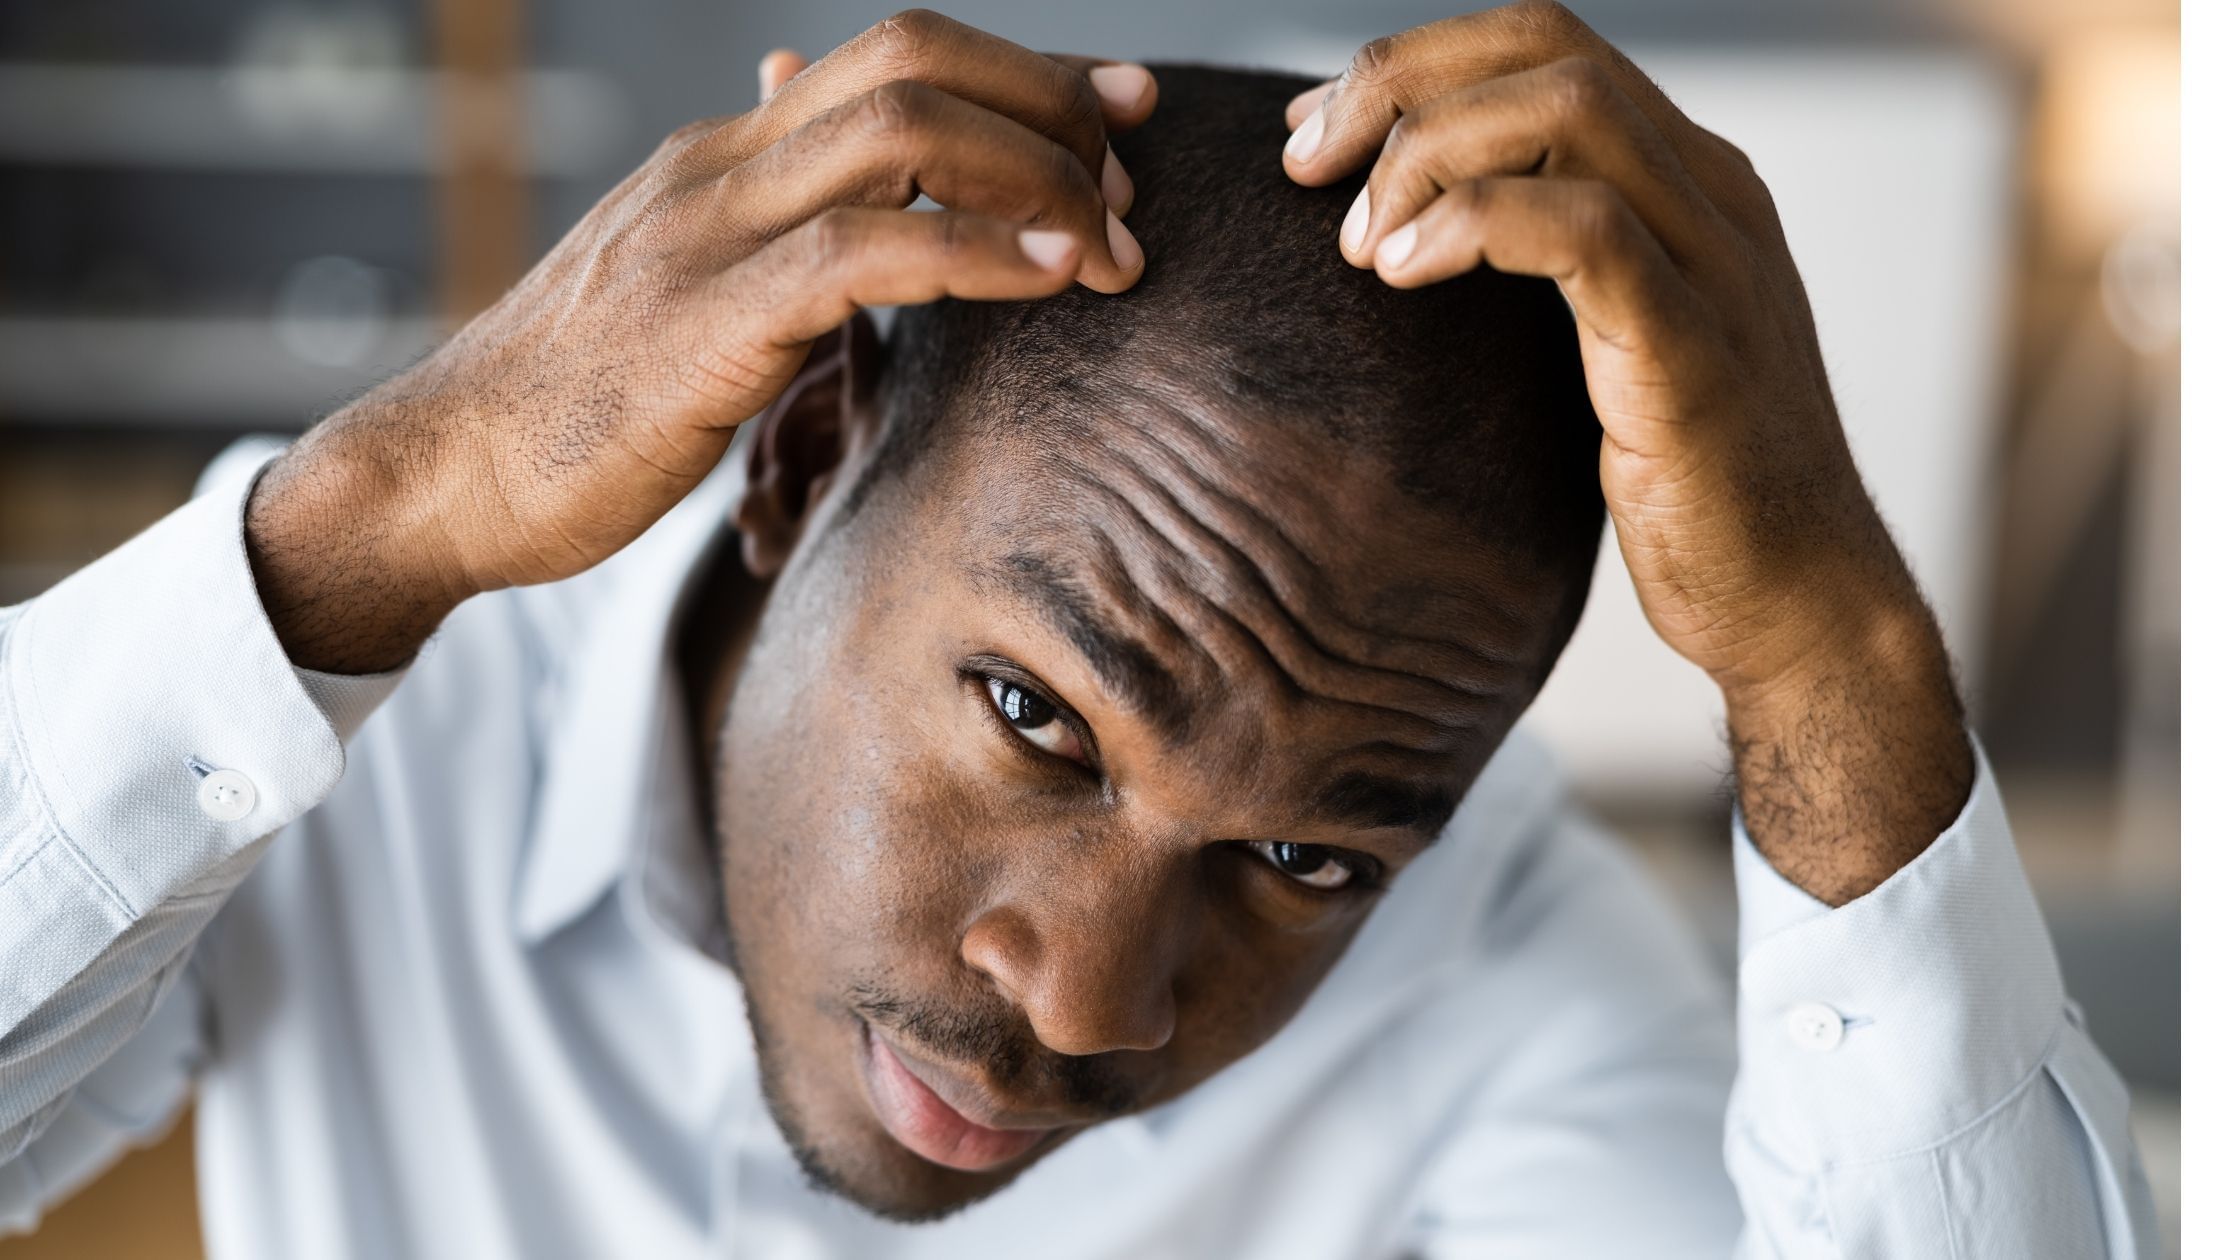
top-left (1729, 735), bottom-right (2067, 1162)
top-left (6, 457), bottom-right (360, 918)
top-left (293, 665), bottom-right (406, 744)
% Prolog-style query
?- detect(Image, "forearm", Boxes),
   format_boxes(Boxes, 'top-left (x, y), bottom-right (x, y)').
top-left (1722, 591), bottom-right (1973, 906)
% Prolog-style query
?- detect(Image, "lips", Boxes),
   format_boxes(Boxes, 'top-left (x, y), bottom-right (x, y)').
top-left (856, 1022), bottom-right (1060, 1172)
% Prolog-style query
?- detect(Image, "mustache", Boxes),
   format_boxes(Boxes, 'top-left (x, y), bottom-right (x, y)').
top-left (845, 981), bottom-right (1143, 1120)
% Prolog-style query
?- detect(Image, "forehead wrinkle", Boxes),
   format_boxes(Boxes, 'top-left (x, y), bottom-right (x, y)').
top-left (1135, 419), bottom-right (1533, 694)
top-left (978, 550), bottom-right (1199, 746)
top-left (1063, 469), bottom-right (1300, 692)
top-left (1080, 525), bottom-right (1225, 701)
top-left (1095, 436), bottom-right (1494, 740)
top-left (1063, 453), bottom-right (1465, 756)
top-left (982, 492), bottom-right (1473, 834)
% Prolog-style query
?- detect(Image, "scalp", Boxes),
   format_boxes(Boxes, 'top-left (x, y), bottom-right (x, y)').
top-left (856, 63), bottom-right (1609, 673)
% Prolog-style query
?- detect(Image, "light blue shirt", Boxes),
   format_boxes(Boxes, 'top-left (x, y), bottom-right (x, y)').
top-left (0, 449), bottom-right (2159, 1257)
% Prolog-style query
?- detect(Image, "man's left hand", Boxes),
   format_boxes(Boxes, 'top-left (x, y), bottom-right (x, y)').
top-left (1281, 1), bottom-right (1973, 903)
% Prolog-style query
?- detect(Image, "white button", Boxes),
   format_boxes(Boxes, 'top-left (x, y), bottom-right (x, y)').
top-left (1784, 1002), bottom-right (1846, 1052)
top-left (196, 769), bottom-right (258, 822)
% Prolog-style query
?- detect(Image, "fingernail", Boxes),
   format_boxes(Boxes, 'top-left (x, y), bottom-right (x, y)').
top-left (1285, 103), bottom-right (1326, 163)
top-left (1341, 187), bottom-right (1370, 254)
top-left (1020, 229), bottom-right (1079, 272)
top-left (1375, 222), bottom-right (1417, 270)
top-left (1101, 146), bottom-right (1134, 213)
top-left (1105, 209), bottom-right (1143, 273)
top-left (1089, 64), bottom-right (1153, 113)
top-left (1287, 79), bottom-right (1337, 120)
top-left (757, 54), bottom-right (780, 102)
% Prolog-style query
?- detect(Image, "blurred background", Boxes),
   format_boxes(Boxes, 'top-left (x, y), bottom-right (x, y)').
top-left (0, 0), bottom-right (2180, 1255)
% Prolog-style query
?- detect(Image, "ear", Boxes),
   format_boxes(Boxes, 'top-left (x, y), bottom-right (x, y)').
top-left (732, 311), bottom-right (884, 580)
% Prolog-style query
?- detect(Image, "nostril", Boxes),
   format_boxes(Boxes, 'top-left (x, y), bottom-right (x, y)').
top-left (959, 893), bottom-right (1185, 1056)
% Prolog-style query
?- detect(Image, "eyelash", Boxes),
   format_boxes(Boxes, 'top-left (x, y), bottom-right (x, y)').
top-left (1247, 842), bottom-right (1389, 896)
top-left (960, 659), bottom-right (1388, 898)
top-left (962, 663), bottom-right (1098, 768)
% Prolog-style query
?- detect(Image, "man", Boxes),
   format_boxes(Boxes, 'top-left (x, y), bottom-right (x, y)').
top-left (0, 5), bottom-right (2156, 1257)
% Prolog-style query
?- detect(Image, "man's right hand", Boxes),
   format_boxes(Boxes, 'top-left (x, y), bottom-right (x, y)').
top-left (246, 10), bottom-right (1155, 674)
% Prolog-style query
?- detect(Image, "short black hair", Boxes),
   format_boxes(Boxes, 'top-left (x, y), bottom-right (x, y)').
top-left (863, 62), bottom-right (1606, 650)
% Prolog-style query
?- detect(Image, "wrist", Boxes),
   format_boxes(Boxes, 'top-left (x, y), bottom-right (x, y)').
top-left (246, 402), bottom-right (474, 674)
top-left (1720, 591), bottom-right (1973, 906)
top-left (1719, 590), bottom-right (1954, 736)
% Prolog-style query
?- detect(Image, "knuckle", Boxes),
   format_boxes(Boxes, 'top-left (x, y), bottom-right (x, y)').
top-left (1345, 35), bottom-right (1401, 88)
top-left (868, 8), bottom-right (947, 66)
top-left (1705, 127), bottom-right (1757, 173)
top-left (932, 212), bottom-right (971, 259)
top-left (1513, 0), bottom-right (1588, 42)
top-left (1571, 183), bottom-right (1631, 249)
top-left (799, 209), bottom-right (865, 271)
top-left (1052, 71), bottom-right (1105, 149)
top-left (857, 79), bottom-right (936, 138)
top-left (705, 168), bottom-right (771, 240)
top-left (1544, 56), bottom-right (1615, 116)
top-left (1456, 177), bottom-right (1499, 216)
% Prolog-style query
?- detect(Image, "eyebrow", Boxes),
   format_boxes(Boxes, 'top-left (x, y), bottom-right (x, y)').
top-left (983, 550), bottom-right (1198, 745)
top-left (981, 550), bottom-right (1462, 843)
top-left (1312, 771), bottom-right (1460, 844)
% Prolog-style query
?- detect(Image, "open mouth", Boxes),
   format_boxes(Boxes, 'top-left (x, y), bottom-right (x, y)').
top-left (854, 1018), bottom-right (1062, 1172)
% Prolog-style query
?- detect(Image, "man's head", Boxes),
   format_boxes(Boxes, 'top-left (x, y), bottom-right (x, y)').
top-left (706, 64), bottom-right (1603, 1221)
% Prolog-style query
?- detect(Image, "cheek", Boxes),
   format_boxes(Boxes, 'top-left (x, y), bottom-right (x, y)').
top-left (716, 656), bottom-right (1000, 996)
top-left (1170, 907), bottom-right (1362, 1075)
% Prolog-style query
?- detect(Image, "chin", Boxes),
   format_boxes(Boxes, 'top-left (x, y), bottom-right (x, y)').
top-left (756, 1059), bottom-right (1042, 1225)
top-left (739, 989), bottom-right (1050, 1225)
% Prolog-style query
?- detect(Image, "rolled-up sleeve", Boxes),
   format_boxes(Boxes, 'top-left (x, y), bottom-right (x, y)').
top-left (1725, 739), bottom-right (2161, 1258)
top-left (0, 453), bottom-right (404, 1230)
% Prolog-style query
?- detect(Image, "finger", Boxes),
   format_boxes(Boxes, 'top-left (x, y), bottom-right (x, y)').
top-left (1284, 3), bottom-right (1683, 187)
top-left (1342, 58), bottom-right (1725, 270)
top-left (1041, 54), bottom-right (1160, 129)
top-left (1039, 52), bottom-right (1158, 213)
top-left (735, 10), bottom-right (1143, 187)
top-left (759, 48), bottom-right (809, 103)
top-left (1370, 176), bottom-right (1695, 350)
top-left (717, 208), bottom-right (1087, 353)
top-left (1284, 17), bottom-right (1533, 186)
top-left (1284, 79), bottom-right (1338, 129)
top-left (704, 80), bottom-right (1143, 293)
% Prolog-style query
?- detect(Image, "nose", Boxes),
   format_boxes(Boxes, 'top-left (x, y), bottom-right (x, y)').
top-left (959, 860), bottom-right (1190, 1057)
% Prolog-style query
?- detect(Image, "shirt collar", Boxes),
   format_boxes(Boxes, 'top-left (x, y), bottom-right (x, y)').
top-left (513, 459), bottom-right (742, 949)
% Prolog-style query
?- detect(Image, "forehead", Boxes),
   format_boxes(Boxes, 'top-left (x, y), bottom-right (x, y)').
top-left (890, 393), bottom-right (1564, 831)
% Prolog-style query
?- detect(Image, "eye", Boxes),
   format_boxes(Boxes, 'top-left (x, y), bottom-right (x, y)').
top-left (983, 676), bottom-right (1086, 762)
top-left (1247, 840), bottom-right (1366, 891)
